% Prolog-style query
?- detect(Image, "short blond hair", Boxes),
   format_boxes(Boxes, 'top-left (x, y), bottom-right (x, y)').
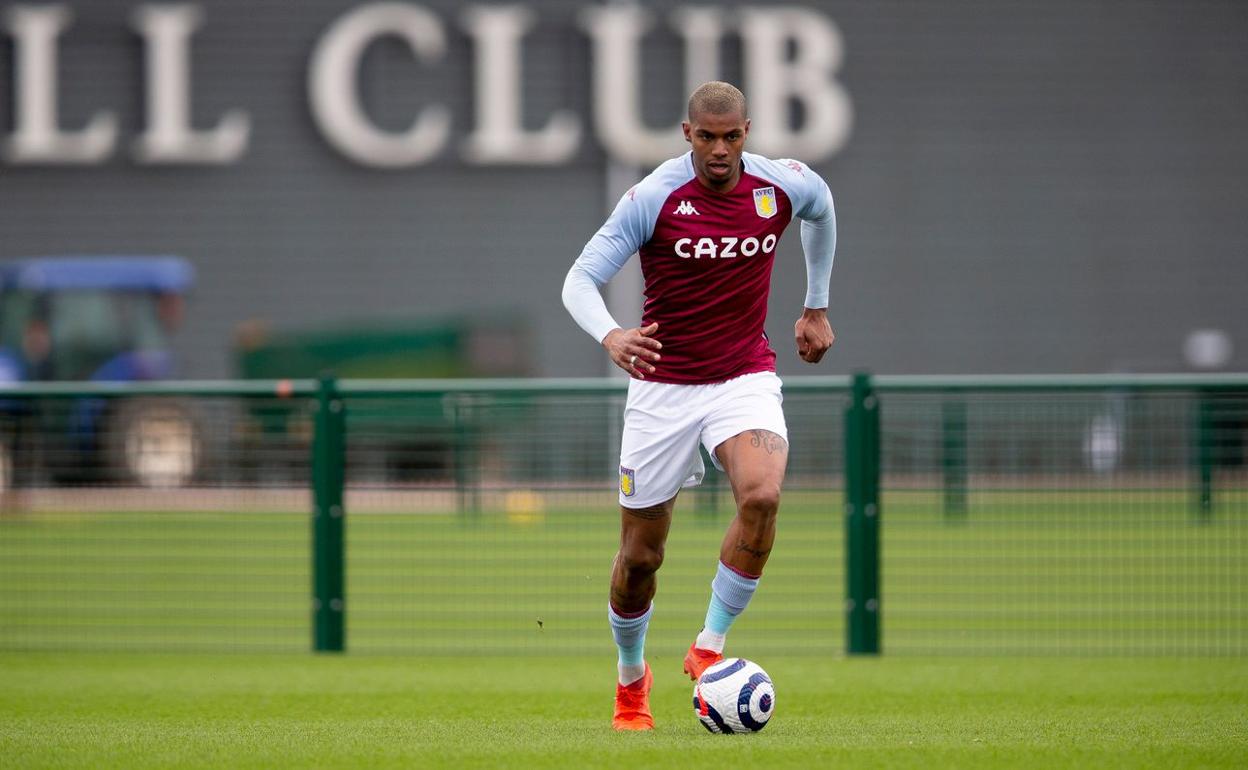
top-left (687, 81), bottom-right (747, 122)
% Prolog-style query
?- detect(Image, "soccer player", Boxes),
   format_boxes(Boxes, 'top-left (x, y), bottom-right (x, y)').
top-left (561, 81), bottom-right (837, 731)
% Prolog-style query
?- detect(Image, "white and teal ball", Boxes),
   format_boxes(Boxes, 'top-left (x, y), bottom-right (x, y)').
top-left (692, 658), bottom-right (775, 734)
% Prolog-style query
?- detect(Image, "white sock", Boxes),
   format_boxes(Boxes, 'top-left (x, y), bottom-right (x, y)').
top-left (695, 628), bottom-right (727, 653)
top-left (618, 663), bottom-right (646, 686)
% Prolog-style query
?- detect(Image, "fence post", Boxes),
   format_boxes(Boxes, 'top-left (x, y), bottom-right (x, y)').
top-left (1195, 391), bottom-right (1214, 518)
top-left (845, 371), bottom-right (881, 655)
top-left (942, 399), bottom-right (968, 518)
top-left (312, 374), bottom-right (346, 652)
top-left (454, 395), bottom-right (481, 517)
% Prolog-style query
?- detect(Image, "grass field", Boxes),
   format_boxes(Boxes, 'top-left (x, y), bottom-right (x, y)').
top-left (1, 488), bottom-right (1245, 767)
top-left (2, 654), bottom-right (1245, 769)
top-left (1, 489), bottom-right (1244, 656)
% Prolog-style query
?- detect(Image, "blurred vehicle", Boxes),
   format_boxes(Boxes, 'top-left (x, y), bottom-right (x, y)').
top-left (235, 313), bottom-right (532, 482)
top-left (0, 256), bottom-right (199, 490)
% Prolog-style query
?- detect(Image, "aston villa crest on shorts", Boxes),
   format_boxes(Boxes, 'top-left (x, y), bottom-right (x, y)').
top-left (753, 187), bottom-right (777, 219)
top-left (619, 465), bottom-right (636, 497)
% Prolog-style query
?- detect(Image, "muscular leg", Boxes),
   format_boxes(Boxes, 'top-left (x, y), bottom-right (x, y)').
top-left (609, 497), bottom-right (675, 690)
top-left (687, 429), bottom-right (788, 667)
top-left (611, 498), bottom-right (676, 613)
top-left (716, 429), bottom-right (788, 575)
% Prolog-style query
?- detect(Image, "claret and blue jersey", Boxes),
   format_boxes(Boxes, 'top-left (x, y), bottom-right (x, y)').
top-left (569, 151), bottom-right (836, 384)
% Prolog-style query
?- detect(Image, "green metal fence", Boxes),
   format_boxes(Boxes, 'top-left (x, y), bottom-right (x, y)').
top-left (0, 381), bottom-right (315, 653)
top-left (0, 374), bottom-right (1244, 656)
top-left (335, 379), bottom-right (846, 657)
top-left (870, 374), bottom-right (1248, 656)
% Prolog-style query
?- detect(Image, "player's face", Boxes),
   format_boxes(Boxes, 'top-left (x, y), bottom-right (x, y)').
top-left (683, 109), bottom-right (750, 192)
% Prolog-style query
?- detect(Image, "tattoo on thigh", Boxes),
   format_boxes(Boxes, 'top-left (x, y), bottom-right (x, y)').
top-left (623, 503), bottom-right (670, 520)
top-left (749, 430), bottom-right (788, 456)
top-left (735, 539), bottom-right (771, 559)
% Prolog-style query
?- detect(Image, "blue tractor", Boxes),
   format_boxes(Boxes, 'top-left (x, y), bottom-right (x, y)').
top-left (0, 256), bottom-right (200, 490)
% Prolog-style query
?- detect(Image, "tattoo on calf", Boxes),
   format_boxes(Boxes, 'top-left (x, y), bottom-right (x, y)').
top-left (749, 429), bottom-right (788, 456)
top-left (624, 503), bottom-right (671, 520)
top-left (735, 539), bottom-right (771, 559)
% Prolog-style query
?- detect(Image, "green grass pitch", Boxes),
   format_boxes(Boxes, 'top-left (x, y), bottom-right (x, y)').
top-left (2, 490), bottom-right (1244, 655)
top-left (1, 489), bottom-right (1245, 766)
top-left (2, 654), bottom-right (1245, 768)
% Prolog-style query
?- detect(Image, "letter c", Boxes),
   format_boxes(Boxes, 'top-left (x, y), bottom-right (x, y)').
top-left (309, 2), bottom-right (450, 167)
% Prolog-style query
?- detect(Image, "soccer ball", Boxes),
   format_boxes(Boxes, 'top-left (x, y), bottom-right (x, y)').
top-left (692, 658), bottom-right (775, 733)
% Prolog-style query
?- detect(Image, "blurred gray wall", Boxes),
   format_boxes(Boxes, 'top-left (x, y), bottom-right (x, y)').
top-left (1, 0), bottom-right (1245, 378)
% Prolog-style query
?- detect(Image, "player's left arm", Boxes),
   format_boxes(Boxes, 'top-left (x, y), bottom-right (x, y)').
top-left (791, 165), bottom-right (837, 364)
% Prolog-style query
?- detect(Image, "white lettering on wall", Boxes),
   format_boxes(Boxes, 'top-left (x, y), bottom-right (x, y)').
top-left (739, 6), bottom-right (852, 160)
top-left (459, 4), bottom-right (579, 165)
top-left (672, 7), bottom-right (725, 93)
top-left (308, 2), bottom-right (450, 167)
top-left (131, 3), bottom-right (250, 164)
top-left (0, 2), bottom-right (854, 168)
top-left (579, 4), bottom-right (726, 166)
top-left (2, 4), bottom-right (117, 164)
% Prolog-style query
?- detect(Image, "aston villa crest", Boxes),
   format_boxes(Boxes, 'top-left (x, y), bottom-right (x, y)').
top-left (753, 187), bottom-right (777, 219)
top-left (619, 466), bottom-right (636, 497)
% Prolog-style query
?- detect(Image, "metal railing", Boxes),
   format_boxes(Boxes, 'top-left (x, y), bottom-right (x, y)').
top-left (0, 373), bottom-right (1244, 656)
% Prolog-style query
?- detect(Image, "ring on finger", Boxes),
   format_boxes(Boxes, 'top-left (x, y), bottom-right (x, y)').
top-left (629, 354), bottom-right (637, 366)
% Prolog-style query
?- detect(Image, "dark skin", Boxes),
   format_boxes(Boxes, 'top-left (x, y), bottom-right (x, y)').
top-left (607, 106), bottom-right (836, 613)
top-left (612, 430), bottom-right (789, 614)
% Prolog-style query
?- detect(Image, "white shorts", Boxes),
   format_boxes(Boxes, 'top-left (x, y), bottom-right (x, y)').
top-left (618, 371), bottom-right (788, 508)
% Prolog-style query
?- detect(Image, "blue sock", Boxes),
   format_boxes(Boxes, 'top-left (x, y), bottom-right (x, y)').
top-left (704, 593), bottom-right (736, 635)
top-left (609, 603), bottom-right (652, 685)
top-left (696, 562), bottom-right (759, 652)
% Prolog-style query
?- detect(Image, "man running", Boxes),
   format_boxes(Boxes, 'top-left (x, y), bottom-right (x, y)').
top-left (561, 81), bottom-right (837, 731)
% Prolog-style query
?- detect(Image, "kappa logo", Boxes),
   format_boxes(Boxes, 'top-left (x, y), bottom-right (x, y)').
top-left (753, 187), bottom-right (777, 219)
top-left (674, 200), bottom-right (700, 216)
top-left (619, 466), bottom-right (637, 497)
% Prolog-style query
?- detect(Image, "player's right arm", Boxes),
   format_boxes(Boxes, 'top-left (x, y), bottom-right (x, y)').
top-left (563, 259), bottom-right (662, 377)
top-left (562, 182), bottom-right (667, 378)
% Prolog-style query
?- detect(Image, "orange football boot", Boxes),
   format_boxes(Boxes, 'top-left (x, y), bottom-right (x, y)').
top-left (612, 664), bottom-right (654, 731)
top-left (683, 642), bottom-right (724, 681)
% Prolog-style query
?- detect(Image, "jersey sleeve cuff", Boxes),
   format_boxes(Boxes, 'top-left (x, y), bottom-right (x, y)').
top-left (804, 292), bottom-right (829, 309)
